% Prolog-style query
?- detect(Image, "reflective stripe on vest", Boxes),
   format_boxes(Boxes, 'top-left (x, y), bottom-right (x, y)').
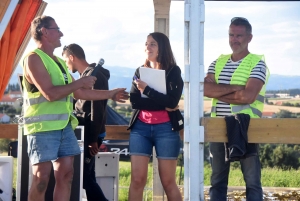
top-left (25, 96), bottom-right (73, 106)
top-left (24, 114), bottom-right (69, 124)
top-left (211, 94), bottom-right (264, 114)
top-left (211, 105), bottom-right (262, 117)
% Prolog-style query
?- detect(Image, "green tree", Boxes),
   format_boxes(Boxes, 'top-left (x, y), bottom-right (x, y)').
top-left (282, 102), bottom-right (293, 107)
top-left (276, 110), bottom-right (295, 118)
top-left (6, 107), bottom-right (16, 114)
top-left (265, 98), bottom-right (269, 104)
top-left (271, 144), bottom-right (300, 170)
top-left (108, 100), bottom-right (117, 110)
top-left (111, 100), bottom-right (117, 110)
top-left (0, 105), bottom-right (10, 113)
top-left (260, 144), bottom-right (274, 168)
top-left (0, 139), bottom-right (12, 153)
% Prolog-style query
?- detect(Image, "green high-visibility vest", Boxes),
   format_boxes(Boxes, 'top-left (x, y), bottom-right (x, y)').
top-left (22, 49), bottom-right (78, 135)
top-left (211, 53), bottom-right (270, 118)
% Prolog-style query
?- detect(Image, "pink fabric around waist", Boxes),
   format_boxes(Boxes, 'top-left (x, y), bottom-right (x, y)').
top-left (138, 110), bottom-right (170, 124)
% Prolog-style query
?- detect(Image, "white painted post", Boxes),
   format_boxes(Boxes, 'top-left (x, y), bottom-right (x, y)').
top-left (184, 0), bottom-right (205, 200)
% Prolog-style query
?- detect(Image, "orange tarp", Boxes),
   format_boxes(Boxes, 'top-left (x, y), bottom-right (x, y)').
top-left (0, 0), bottom-right (42, 99)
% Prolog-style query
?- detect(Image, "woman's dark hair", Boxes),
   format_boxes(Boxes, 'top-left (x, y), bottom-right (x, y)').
top-left (144, 32), bottom-right (176, 71)
top-left (31, 15), bottom-right (55, 41)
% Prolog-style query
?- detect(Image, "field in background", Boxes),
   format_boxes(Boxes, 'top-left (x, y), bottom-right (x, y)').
top-left (1, 153), bottom-right (300, 201)
top-left (119, 99), bottom-right (300, 113)
top-left (118, 161), bottom-right (300, 201)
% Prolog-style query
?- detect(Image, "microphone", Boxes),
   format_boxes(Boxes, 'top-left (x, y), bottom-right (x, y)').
top-left (98, 58), bottom-right (105, 67)
top-left (86, 57), bottom-right (105, 164)
top-left (91, 58), bottom-right (105, 77)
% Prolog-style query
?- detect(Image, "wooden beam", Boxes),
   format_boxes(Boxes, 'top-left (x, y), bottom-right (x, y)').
top-left (0, 124), bottom-right (18, 139)
top-left (0, 0), bottom-right (10, 22)
top-left (202, 118), bottom-right (300, 144)
top-left (105, 125), bottom-right (184, 140)
top-left (1, 118), bottom-right (300, 144)
top-left (105, 125), bottom-right (129, 140)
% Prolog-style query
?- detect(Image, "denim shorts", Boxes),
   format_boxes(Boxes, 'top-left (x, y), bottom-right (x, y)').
top-left (129, 119), bottom-right (181, 160)
top-left (27, 123), bottom-right (81, 165)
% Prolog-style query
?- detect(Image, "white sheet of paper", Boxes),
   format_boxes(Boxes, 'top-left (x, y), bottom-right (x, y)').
top-left (139, 67), bottom-right (166, 98)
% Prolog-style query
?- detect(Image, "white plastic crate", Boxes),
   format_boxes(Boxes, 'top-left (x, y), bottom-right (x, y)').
top-left (0, 156), bottom-right (14, 201)
top-left (95, 152), bottom-right (119, 201)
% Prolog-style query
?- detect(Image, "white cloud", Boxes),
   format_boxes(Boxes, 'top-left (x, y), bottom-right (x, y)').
top-left (18, 0), bottom-right (300, 77)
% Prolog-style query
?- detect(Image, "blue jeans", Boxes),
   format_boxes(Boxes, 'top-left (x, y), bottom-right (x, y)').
top-left (83, 135), bottom-right (108, 201)
top-left (129, 119), bottom-right (181, 159)
top-left (209, 142), bottom-right (263, 201)
top-left (27, 123), bottom-right (80, 165)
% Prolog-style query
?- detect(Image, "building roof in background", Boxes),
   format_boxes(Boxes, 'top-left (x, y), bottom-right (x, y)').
top-left (262, 112), bottom-right (275, 116)
top-left (0, 94), bottom-right (17, 102)
top-left (8, 91), bottom-right (21, 95)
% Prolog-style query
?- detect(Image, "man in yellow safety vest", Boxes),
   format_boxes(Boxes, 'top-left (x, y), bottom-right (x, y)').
top-left (204, 17), bottom-right (269, 201)
top-left (23, 15), bottom-right (128, 201)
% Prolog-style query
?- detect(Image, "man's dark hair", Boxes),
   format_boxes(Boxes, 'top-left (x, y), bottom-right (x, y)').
top-left (144, 32), bottom-right (177, 71)
top-left (62, 43), bottom-right (86, 60)
top-left (31, 15), bottom-right (55, 41)
top-left (230, 17), bottom-right (252, 34)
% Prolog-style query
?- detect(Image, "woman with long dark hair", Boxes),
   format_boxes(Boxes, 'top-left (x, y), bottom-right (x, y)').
top-left (128, 32), bottom-right (184, 201)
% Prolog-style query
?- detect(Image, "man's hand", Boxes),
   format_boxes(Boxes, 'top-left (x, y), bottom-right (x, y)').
top-left (88, 142), bottom-right (100, 156)
top-left (165, 105), bottom-right (179, 112)
top-left (111, 88), bottom-right (129, 103)
top-left (134, 79), bottom-right (148, 94)
top-left (79, 76), bottom-right (97, 89)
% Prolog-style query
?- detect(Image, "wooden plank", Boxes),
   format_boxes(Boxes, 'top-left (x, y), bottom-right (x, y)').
top-left (0, 124), bottom-right (132, 140)
top-left (105, 125), bottom-right (184, 140)
top-left (1, 118), bottom-right (300, 144)
top-left (202, 118), bottom-right (300, 144)
top-left (0, 124), bottom-right (18, 139)
top-left (0, 0), bottom-right (11, 22)
top-left (105, 125), bottom-right (130, 140)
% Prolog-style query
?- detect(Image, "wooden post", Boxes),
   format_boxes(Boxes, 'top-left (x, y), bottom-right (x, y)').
top-left (152, 0), bottom-right (171, 200)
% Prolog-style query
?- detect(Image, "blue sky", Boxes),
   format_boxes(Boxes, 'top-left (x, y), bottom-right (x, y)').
top-left (17, 0), bottom-right (300, 78)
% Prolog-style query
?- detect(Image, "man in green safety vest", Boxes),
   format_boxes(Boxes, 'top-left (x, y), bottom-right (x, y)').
top-left (204, 17), bottom-right (269, 201)
top-left (23, 15), bottom-right (128, 201)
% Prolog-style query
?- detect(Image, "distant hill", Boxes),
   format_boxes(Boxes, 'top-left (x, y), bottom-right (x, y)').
top-left (265, 74), bottom-right (300, 90)
top-left (8, 66), bottom-right (300, 91)
top-left (107, 69), bottom-right (300, 91)
top-left (106, 66), bottom-right (135, 91)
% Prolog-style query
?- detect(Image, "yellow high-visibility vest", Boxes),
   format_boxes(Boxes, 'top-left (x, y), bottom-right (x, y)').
top-left (22, 49), bottom-right (78, 135)
top-left (211, 53), bottom-right (270, 118)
